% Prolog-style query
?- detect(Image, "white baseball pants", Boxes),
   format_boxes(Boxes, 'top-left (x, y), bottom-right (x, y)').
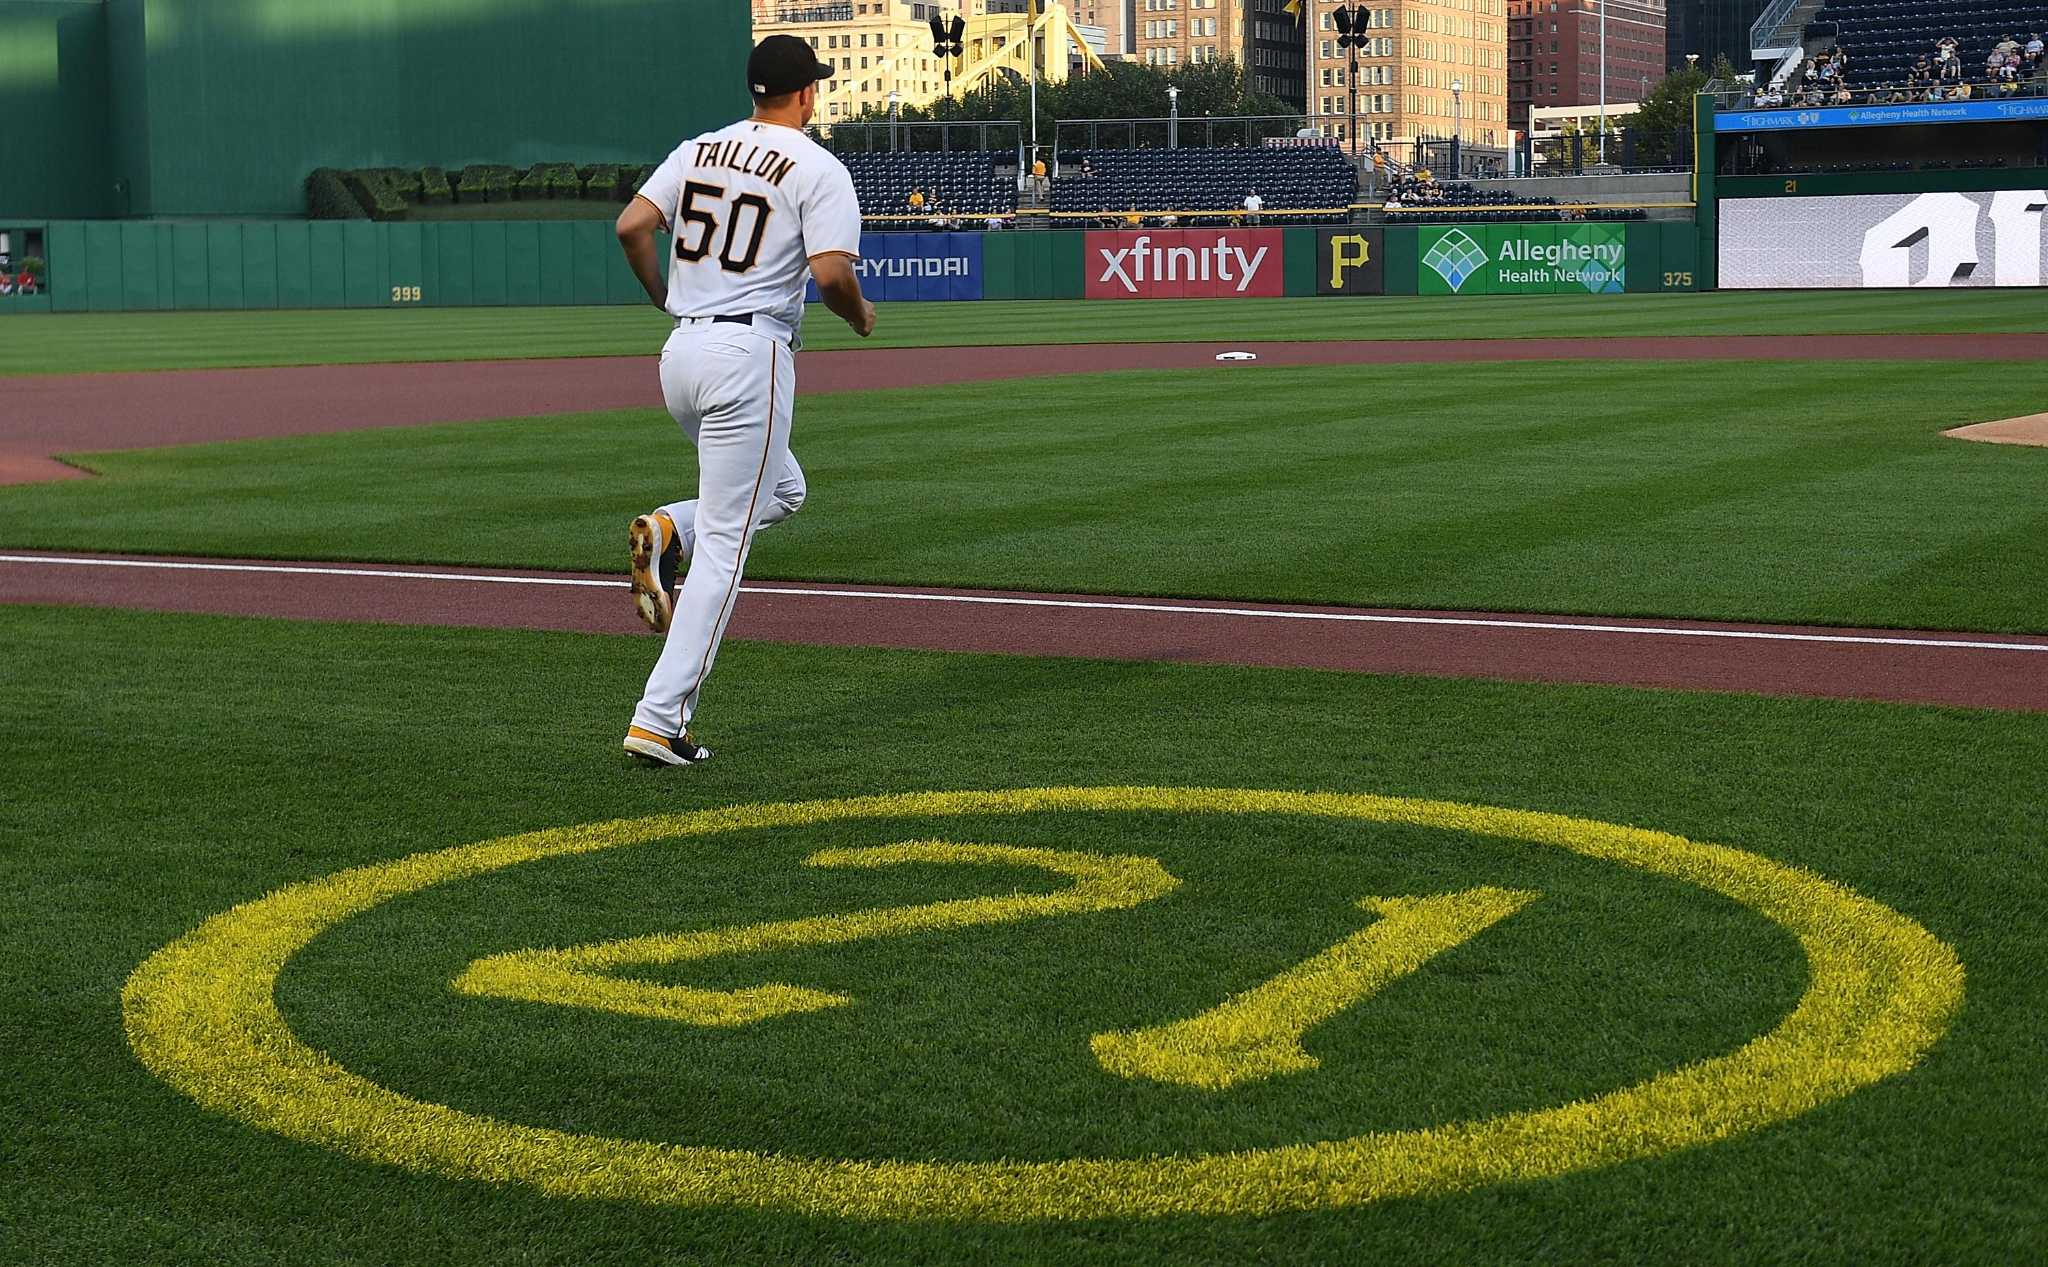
top-left (631, 320), bottom-right (805, 738)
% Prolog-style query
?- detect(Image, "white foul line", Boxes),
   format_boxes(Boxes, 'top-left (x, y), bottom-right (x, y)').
top-left (4, 552), bottom-right (2046, 655)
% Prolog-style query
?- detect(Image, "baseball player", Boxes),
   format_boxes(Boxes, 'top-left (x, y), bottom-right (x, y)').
top-left (613, 34), bottom-right (875, 767)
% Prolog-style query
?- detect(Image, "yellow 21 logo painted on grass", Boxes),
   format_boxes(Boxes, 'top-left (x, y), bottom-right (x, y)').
top-left (453, 842), bottom-right (1532, 1095)
top-left (122, 787), bottom-right (1964, 1221)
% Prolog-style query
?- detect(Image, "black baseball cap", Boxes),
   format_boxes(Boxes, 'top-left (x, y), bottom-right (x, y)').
top-left (749, 34), bottom-right (834, 97)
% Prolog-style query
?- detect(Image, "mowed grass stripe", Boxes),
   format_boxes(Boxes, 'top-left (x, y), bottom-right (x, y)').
top-left (4, 607), bottom-right (2044, 1265)
top-left (3, 360), bottom-right (2044, 632)
top-left (6, 289), bottom-right (2048, 375)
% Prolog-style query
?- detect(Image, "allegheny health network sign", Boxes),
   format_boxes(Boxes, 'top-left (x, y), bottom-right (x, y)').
top-left (1417, 224), bottom-right (1626, 295)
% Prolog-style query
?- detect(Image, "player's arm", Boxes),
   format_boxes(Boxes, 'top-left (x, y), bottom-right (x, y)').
top-left (802, 164), bottom-right (874, 338)
top-left (810, 253), bottom-right (876, 338)
top-left (616, 195), bottom-right (669, 311)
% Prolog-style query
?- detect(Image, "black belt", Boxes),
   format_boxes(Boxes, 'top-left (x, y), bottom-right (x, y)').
top-left (711, 314), bottom-right (754, 326)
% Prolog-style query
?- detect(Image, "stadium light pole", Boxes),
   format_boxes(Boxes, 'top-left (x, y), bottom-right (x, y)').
top-left (1168, 83), bottom-right (1180, 148)
top-left (888, 89), bottom-right (900, 152)
top-left (1597, 0), bottom-right (1608, 165)
top-left (1335, 4), bottom-right (1366, 162)
top-left (1451, 78), bottom-right (1463, 177)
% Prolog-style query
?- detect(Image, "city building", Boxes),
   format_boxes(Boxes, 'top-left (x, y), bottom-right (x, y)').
top-left (1664, 0), bottom-right (1765, 74)
top-left (1508, 0), bottom-right (1666, 131)
top-left (1127, 0), bottom-right (1305, 113)
top-left (1072, 0), bottom-right (1134, 53)
top-left (752, 1), bottom-right (1104, 123)
top-left (1306, 2), bottom-right (1509, 155)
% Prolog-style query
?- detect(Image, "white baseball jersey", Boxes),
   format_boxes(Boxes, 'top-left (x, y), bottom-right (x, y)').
top-left (637, 119), bottom-right (862, 334)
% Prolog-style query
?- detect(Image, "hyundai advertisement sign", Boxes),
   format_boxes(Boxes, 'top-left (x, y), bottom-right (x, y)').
top-left (805, 232), bottom-right (982, 302)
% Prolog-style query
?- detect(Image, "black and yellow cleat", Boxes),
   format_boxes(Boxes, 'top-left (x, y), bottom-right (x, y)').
top-left (628, 511), bottom-right (682, 634)
top-left (622, 725), bottom-right (711, 767)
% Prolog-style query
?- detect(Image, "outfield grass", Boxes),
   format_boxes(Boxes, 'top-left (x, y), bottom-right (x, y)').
top-left (6, 359), bottom-right (2046, 632)
top-left (4, 606), bottom-right (2042, 1265)
top-left (5, 289), bottom-right (2045, 375)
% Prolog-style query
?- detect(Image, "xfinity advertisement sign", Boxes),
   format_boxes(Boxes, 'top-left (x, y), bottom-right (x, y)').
top-left (1720, 191), bottom-right (2048, 288)
top-left (1085, 229), bottom-right (1285, 298)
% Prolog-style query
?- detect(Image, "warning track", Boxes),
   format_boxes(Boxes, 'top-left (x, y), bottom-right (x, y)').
top-left (5, 551), bottom-right (2044, 713)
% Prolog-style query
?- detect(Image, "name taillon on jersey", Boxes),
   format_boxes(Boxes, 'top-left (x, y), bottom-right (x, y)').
top-left (694, 138), bottom-right (796, 188)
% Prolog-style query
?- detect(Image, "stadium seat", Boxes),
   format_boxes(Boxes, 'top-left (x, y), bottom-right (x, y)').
top-left (1807, 2), bottom-right (2047, 91)
top-left (838, 151), bottom-right (1017, 226)
top-left (1048, 146), bottom-right (1358, 224)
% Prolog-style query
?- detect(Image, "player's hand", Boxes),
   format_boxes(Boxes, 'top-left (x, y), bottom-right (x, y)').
top-left (851, 300), bottom-right (877, 339)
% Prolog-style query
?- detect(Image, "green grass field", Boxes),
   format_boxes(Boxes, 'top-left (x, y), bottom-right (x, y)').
top-left (7, 298), bottom-right (2047, 1265)
top-left (7, 359), bottom-right (2046, 632)
top-left (6, 606), bottom-right (2044, 1265)
top-left (6, 289), bottom-right (2046, 374)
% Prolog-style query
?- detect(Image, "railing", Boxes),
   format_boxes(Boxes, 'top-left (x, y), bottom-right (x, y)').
top-left (1711, 79), bottom-right (2048, 112)
top-left (1750, 0), bottom-right (1809, 55)
top-left (816, 120), bottom-right (1024, 162)
top-left (1052, 114), bottom-right (1315, 162)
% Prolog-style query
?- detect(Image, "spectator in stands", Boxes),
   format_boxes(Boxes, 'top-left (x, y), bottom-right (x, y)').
top-left (1124, 205), bottom-right (1143, 228)
top-left (1951, 79), bottom-right (1974, 102)
top-left (1936, 37), bottom-right (1962, 82)
top-left (1923, 82), bottom-right (1946, 102)
top-left (1242, 189), bottom-right (1264, 225)
top-left (1832, 83), bottom-right (1854, 105)
top-left (2026, 34), bottom-right (2044, 72)
top-left (1909, 54), bottom-right (1933, 86)
top-left (908, 188), bottom-right (926, 213)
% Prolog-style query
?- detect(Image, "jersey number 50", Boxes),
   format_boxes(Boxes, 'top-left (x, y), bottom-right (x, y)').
top-left (675, 180), bottom-right (772, 274)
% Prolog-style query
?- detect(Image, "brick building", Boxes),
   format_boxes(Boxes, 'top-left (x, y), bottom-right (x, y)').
top-left (1508, 0), bottom-right (1666, 131)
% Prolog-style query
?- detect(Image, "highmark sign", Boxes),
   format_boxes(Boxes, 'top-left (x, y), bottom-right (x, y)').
top-left (1418, 224), bottom-right (1627, 295)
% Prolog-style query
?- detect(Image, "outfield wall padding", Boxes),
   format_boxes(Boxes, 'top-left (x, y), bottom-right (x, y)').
top-left (6, 220), bottom-right (1708, 315)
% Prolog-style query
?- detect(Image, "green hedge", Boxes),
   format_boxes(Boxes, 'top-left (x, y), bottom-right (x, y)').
top-left (307, 163), bottom-right (648, 218)
top-left (517, 162), bottom-right (582, 200)
top-left (456, 165), bottom-right (521, 205)
top-left (306, 168), bottom-right (362, 219)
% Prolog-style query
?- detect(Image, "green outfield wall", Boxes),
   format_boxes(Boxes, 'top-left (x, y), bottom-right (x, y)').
top-left (0, 0), bottom-right (749, 220)
top-left (0, 1), bottom-right (113, 219)
top-left (1, 220), bottom-right (1705, 314)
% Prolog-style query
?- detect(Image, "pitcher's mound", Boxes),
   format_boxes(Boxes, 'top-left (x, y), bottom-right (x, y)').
top-left (1945, 414), bottom-right (2048, 448)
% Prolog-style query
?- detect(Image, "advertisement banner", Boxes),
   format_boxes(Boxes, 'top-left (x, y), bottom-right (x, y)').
top-left (1084, 229), bottom-right (1286, 299)
top-left (1719, 191), bottom-right (2048, 289)
top-left (804, 231), bottom-right (982, 303)
top-left (1417, 224), bottom-right (1625, 295)
top-left (1316, 228), bottom-right (1386, 295)
top-left (1716, 97), bottom-right (2048, 132)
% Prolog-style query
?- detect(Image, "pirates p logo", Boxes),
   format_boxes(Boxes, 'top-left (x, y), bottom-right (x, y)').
top-left (1318, 229), bottom-right (1386, 295)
